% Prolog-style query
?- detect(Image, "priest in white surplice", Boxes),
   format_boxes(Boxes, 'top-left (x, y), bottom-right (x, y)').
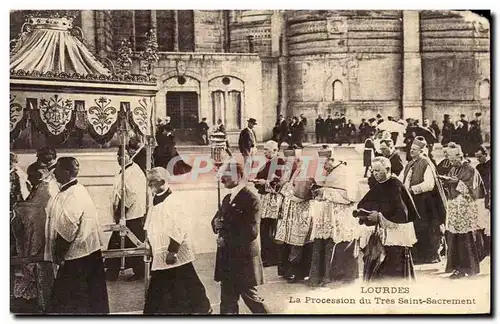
top-left (143, 167), bottom-right (212, 315)
top-left (105, 148), bottom-right (147, 281)
top-left (45, 157), bottom-right (109, 314)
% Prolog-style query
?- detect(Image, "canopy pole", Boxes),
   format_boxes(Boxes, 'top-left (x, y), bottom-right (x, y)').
top-left (143, 96), bottom-right (155, 295)
top-left (119, 110), bottom-right (129, 273)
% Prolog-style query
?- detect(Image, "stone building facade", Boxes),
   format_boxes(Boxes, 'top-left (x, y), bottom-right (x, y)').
top-left (10, 10), bottom-right (491, 143)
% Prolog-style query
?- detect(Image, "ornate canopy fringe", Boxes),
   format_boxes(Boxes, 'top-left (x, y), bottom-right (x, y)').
top-left (10, 16), bottom-right (110, 76)
top-left (10, 14), bottom-right (158, 148)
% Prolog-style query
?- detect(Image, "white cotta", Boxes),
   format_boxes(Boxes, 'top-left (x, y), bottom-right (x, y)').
top-left (275, 181), bottom-right (313, 246)
top-left (310, 164), bottom-right (363, 243)
top-left (110, 162), bottom-right (147, 221)
top-left (47, 183), bottom-right (103, 261)
top-left (358, 215), bottom-right (417, 250)
top-left (144, 191), bottom-right (196, 271)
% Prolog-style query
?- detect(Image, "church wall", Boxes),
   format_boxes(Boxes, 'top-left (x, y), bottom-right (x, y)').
top-left (150, 52), bottom-right (264, 143)
top-left (285, 10), bottom-right (403, 138)
top-left (229, 10), bottom-right (273, 56)
top-left (194, 10), bottom-right (224, 53)
top-left (260, 58), bottom-right (280, 139)
top-left (421, 10), bottom-right (490, 140)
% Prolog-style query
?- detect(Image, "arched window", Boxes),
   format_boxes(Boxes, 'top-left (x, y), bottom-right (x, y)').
top-left (209, 76), bottom-right (244, 131)
top-left (156, 10), bottom-right (176, 51)
top-left (332, 80), bottom-right (344, 101)
top-left (227, 91), bottom-right (242, 130)
top-left (479, 79), bottom-right (490, 100)
top-left (211, 91), bottom-right (225, 125)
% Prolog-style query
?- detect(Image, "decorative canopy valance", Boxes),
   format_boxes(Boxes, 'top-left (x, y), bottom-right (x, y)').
top-left (10, 16), bottom-right (111, 76)
top-left (10, 14), bottom-right (159, 149)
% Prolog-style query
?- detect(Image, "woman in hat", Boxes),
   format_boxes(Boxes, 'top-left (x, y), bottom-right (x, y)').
top-left (440, 143), bottom-right (487, 279)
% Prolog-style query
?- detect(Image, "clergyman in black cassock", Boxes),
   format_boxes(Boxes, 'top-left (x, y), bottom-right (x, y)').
top-left (358, 156), bottom-right (420, 281)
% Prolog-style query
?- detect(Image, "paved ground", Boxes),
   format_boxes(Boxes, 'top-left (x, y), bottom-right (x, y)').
top-left (107, 254), bottom-right (491, 314)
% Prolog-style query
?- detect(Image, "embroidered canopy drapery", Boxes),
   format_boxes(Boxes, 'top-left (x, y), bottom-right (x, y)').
top-left (10, 15), bottom-right (158, 147)
top-left (10, 17), bottom-right (110, 76)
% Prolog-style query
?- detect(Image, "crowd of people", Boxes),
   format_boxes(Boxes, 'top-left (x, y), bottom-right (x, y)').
top-left (295, 112), bottom-right (485, 156)
top-left (9, 111), bottom-right (490, 315)
top-left (250, 137), bottom-right (489, 292)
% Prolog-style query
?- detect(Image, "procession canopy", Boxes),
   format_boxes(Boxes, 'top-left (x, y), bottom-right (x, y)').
top-left (10, 16), bottom-right (111, 76)
top-left (10, 13), bottom-right (158, 150)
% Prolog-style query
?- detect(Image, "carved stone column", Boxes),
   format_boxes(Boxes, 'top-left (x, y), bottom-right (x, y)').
top-left (80, 10), bottom-right (96, 53)
top-left (271, 10), bottom-right (282, 57)
top-left (277, 10), bottom-right (288, 117)
top-left (151, 10), bottom-right (157, 32)
top-left (402, 10), bottom-right (423, 121)
top-left (173, 10), bottom-right (179, 51)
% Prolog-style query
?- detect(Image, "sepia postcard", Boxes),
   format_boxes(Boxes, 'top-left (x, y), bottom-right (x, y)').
top-left (9, 9), bottom-right (491, 315)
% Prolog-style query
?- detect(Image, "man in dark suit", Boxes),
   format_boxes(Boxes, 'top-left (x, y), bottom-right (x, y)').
top-left (198, 118), bottom-right (210, 145)
top-left (212, 162), bottom-right (270, 314)
top-left (441, 114), bottom-right (454, 146)
top-left (277, 115), bottom-right (289, 149)
top-left (325, 114), bottom-right (334, 143)
top-left (315, 115), bottom-right (325, 143)
top-left (238, 118), bottom-right (258, 165)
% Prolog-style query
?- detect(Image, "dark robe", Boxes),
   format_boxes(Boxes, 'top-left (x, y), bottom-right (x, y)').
top-left (388, 152), bottom-right (404, 176)
top-left (363, 138), bottom-right (375, 167)
top-left (468, 121), bottom-right (483, 156)
top-left (430, 123), bottom-right (441, 139)
top-left (359, 122), bottom-right (369, 142)
top-left (454, 122), bottom-right (469, 152)
top-left (153, 131), bottom-right (192, 175)
top-left (357, 176), bottom-right (419, 281)
top-left (476, 159), bottom-right (491, 209)
top-left (325, 118), bottom-right (334, 143)
top-left (46, 180), bottom-right (109, 314)
top-left (143, 190), bottom-right (211, 315)
top-left (404, 125), bottom-right (417, 162)
top-left (278, 120), bottom-right (289, 145)
top-left (441, 121), bottom-right (454, 145)
top-left (403, 157), bottom-right (448, 263)
top-left (291, 122), bottom-right (304, 148)
top-left (315, 118), bottom-right (326, 143)
top-left (47, 250), bottom-right (109, 314)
